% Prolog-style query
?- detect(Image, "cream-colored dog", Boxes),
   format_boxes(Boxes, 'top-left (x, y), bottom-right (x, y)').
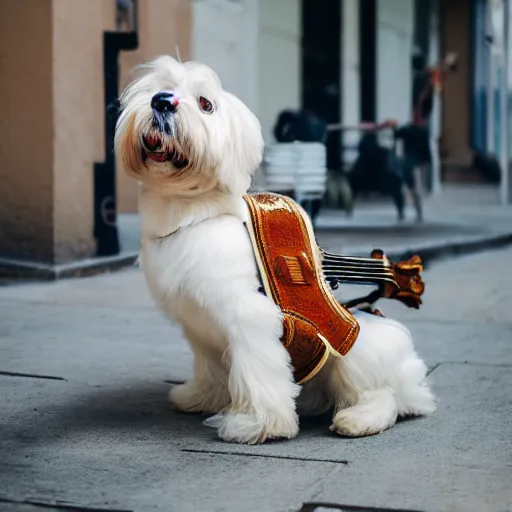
top-left (115, 56), bottom-right (436, 444)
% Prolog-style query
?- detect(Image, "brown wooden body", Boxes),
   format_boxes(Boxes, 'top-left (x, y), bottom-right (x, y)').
top-left (243, 193), bottom-right (360, 384)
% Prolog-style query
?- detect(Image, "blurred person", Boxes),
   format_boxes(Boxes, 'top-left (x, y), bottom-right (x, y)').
top-left (395, 50), bottom-right (458, 222)
top-left (348, 120), bottom-right (407, 221)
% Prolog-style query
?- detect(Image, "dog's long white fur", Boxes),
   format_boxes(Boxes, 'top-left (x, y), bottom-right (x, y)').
top-left (115, 56), bottom-right (436, 444)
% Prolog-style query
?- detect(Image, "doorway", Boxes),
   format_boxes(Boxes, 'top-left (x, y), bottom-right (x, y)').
top-left (301, 0), bottom-right (342, 170)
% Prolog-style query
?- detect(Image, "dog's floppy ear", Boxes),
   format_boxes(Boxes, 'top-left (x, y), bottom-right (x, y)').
top-left (217, 92), bottom-right (264, 194)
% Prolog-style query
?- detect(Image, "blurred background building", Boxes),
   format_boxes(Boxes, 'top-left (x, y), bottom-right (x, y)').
top-left (0, 0), bottom-right (511, 273)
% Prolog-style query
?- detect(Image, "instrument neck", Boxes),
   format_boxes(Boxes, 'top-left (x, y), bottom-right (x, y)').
top-left (321, 252), bottom-right (396, 287)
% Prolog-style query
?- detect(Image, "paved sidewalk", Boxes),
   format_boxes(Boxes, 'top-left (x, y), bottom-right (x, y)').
top-left (119, 183), bottom-right (512, 265)
top-left (316, 183), bottom-right (512, 256)
top-left (2, 184), bottom-right (509, 283)
top-left (1, 242), bottom-right (512, 511)
top-left (1, 184), bottom-right (510, 284)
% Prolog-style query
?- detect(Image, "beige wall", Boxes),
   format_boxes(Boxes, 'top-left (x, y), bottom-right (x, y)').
top-left (0, 1), bottom-right (55, 262)
top-left (0, 1), bottom-right (109, 264)
top-left (0, 0), bottom-right (192, 265)
top-left (52, 0), bottom-right (105, 263)
top-left (440, 0), bottom-right (472, 166)
top-left (0, 0), bottom-right (110, 264)
top-left (117, 0), bottom-right (192, 213)
top-left (0, 0), bottom-right (107, 263)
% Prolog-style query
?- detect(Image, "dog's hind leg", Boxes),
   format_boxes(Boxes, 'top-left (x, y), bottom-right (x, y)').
top-left (326, 310), bottom-right (436, 437)
top-left (169, 331), bottom-right (231, 414)
top-left (330, 388), bottom-right (398, 437)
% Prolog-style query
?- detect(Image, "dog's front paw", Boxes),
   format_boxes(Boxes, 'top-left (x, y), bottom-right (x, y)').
top-left (216, 411), bottom-right (299, 445)
top-left (169, 381), bottom-right (229, 414)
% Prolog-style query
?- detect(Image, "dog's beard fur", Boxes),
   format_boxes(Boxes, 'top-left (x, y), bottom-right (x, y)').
top-left (115, 56), bottom-right (264, 198)
top-left (115, 56), bottom-right (436, 445)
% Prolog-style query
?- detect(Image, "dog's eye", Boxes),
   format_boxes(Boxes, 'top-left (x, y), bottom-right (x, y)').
top-left (199, 96), bottom-right (214, 114)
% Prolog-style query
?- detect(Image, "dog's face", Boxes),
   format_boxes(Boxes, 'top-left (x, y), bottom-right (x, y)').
top-left (115, 56), bottom-right (264, 196)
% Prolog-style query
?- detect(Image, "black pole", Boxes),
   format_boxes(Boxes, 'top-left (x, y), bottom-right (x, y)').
top-left (94, 29), bottom-right (138, 257)
top-left (359, 0), bottom-right (377, 123)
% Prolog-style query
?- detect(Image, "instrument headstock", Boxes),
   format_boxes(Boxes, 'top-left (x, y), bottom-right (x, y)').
top-left (370, 250), bottom-right (425, 309)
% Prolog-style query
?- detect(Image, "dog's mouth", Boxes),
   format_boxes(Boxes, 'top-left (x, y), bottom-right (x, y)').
top-left (141, 133), bottom-right (189, 169)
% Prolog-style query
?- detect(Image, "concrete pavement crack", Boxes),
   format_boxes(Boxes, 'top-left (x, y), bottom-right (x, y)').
top-left (426, 361), bottom-right (512, 375)
top-left (0, 496), bottom-right (133, 512)
top-left (0, 370), bottom-right (66, 381)
top-left (426, 363), bottom-right (441, 376)
top-left (181, 448), bottom-right (350, 464)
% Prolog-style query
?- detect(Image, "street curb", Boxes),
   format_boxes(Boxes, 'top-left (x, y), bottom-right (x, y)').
top-left (384, 232), bottom-right (512, 268)
top-left (0, 252), bottom-right (139, 283)
top-left (1, 232), bottom-right (512, 284)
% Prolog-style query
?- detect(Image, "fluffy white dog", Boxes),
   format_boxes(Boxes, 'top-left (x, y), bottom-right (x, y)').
top-left (115, 56), bottom-right (436, 444)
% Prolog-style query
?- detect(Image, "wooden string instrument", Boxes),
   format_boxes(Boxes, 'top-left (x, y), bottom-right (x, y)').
top-left (243, 193), bottom-right (425, 384)
top-left (322, 249), bottom-right (425, 310)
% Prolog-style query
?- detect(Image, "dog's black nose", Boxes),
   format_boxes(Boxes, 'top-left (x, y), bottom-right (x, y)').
top-left (151, 92), bottom-right (178, 113)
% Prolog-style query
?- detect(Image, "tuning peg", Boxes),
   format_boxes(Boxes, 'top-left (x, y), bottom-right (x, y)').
top-left (328, 279), bottom-right (339, 290)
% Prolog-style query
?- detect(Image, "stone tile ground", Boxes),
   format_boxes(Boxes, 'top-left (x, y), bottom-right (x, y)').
top-left (1, 188), bottom-right (512, 512)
